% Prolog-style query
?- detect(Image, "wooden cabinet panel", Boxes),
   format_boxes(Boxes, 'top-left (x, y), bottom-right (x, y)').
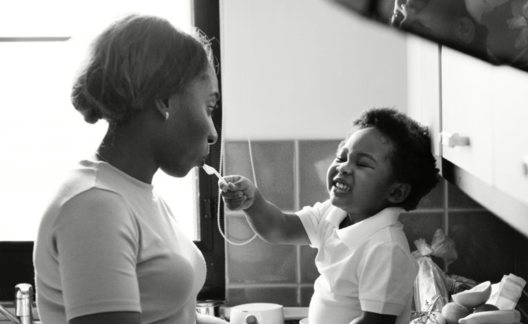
top-left (492, 66), bottom-right (528, 207)
top-left (441, 47), bottom-right (494, 185)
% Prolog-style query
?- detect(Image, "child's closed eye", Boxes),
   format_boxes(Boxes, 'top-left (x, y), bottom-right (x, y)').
top-left (335, 155), bottom-right (346, 163)
top-left (356, 160), bottom-right (374, 168)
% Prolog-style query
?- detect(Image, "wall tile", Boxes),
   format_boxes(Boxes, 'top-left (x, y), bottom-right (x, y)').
top-left (447, 181), bottom-right (483, 209)
top-left (514, 231), bottom-right (528, 312)
top-left (300, 286), bottom-right (315, 307)
top-left (227, 286), bottom-right (298, 307)
top-left (400, 212), bottom-right (446, 269)
top-left (416, 179), bottom-right (445, 210)
top-left (448, 211), bottom-right (518, 283)
top-left (400, 212), bottom-right (445, 251)
top-left (226, 215), bottom-right (296, 284)
top-left (300, 246), bottom-right (319, 284)
top-left (298, 140), bottom-right (341, 208)
top-left (225, 141), bottom-right (295, 210)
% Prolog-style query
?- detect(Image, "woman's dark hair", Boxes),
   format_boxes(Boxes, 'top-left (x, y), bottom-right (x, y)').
top-left (71, 14), bottom-right (213, 127)
top-left (352, 107), bottom-right (440, 211)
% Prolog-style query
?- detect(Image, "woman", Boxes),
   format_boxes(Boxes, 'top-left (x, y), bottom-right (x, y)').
top-left (34, 14), bottom-right (227, 324)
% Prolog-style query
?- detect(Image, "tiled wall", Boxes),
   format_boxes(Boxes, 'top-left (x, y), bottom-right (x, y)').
top-left (224, 139), bottom-right (528, 312)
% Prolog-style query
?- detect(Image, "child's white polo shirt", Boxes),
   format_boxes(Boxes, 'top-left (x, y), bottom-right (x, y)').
top-left (297, 200), bottom-right (418, 324)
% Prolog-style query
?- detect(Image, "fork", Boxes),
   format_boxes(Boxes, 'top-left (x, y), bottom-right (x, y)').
top-left (202, 164), bottom-right (229, 186)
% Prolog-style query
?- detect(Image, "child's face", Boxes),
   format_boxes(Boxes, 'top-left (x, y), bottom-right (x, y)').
top-left (326, 127), bottom-right (398, 219)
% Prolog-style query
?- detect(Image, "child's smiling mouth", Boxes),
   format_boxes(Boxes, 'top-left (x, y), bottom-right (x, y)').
top-left (333, 179), bottom-right (351, 192)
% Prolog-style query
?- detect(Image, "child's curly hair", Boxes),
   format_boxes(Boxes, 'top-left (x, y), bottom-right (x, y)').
top-left (352, 107), bottom-right (440, 211)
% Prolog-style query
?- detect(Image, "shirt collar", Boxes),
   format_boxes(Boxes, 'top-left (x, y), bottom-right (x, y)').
top-left (327, 206), bottom-right (403, 250)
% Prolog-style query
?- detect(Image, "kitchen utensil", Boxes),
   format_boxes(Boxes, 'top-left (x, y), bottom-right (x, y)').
top-left (202, 164), bottom-right (228, 186)
top-left (230, 303), bottom-right (284, 324)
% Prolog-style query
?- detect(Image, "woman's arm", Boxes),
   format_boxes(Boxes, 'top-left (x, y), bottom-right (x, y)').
top-left (70, 311), bottom-right (141, 324)
top-left (351, 311), bottom-right (397, 324)
top-left (57, 192), bottom-right (142, 324)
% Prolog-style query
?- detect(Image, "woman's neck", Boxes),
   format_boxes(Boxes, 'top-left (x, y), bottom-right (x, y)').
top-left (97, 125), bottom-right (158, 184)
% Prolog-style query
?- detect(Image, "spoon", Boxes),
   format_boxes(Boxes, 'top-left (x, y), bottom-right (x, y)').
top-left (202, 164), bottom-right (229, 186)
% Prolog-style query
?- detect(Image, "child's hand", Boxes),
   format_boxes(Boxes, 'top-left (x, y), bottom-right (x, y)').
top-left (219, 175), bottom-right (257, 211)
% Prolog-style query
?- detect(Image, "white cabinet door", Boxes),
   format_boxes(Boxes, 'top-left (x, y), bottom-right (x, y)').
top-left (492, 65), bottom-right (528, 207)
top-left (407, 35), bottom-right (441, 157)
top-left (441, 47), bottom-right (494, 185)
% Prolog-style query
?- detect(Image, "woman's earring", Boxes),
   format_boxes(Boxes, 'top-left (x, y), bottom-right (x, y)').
top-left (165, 112), bottom-right (169, 120)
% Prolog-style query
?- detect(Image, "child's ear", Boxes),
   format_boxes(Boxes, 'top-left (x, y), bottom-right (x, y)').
top-left (388, 182), bottom-right (411, 204)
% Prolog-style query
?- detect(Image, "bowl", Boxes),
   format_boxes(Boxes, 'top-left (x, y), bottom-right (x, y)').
top-left (230, 303), bottom-right (284, 324)
top-left (451, 281), bottom-right (492, 308)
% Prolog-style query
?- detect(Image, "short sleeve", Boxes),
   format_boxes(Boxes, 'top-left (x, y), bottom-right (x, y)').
top-left (52, 189), bottom-right (141, 321)
top-left (296, 200), bottom-right (332, 248)
top-left (358, 242), bottom-right (418, 316)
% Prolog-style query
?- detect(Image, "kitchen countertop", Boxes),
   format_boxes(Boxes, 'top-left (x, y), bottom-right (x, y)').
top-left (1, 302), bottom-right (307, 323)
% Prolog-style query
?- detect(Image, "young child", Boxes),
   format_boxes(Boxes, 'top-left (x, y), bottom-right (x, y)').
top-left (220, 107), bottom-right (439, 324)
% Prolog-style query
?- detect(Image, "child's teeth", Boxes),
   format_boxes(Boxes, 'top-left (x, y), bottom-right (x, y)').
top-left (335, 182), bottom-right (350, 191)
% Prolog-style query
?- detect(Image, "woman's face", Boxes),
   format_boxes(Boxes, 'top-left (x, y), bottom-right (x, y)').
top-left (159, 64), bottom-right (219, 177)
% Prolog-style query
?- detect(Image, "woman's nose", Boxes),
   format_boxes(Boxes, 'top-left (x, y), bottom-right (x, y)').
top-left (208, 124), bottom-right (218, 145)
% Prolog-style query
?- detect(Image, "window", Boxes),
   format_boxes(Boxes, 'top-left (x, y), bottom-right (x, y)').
top-left (0, 0), bottom-right (202, 241)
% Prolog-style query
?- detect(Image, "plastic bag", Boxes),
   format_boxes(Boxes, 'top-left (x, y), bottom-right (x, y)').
top-left (430, 228), bottom-right (458, 265)
top-left (412, 228), bottom-right (457, 312)
top-left (487, 273), bottom-right (527, 310)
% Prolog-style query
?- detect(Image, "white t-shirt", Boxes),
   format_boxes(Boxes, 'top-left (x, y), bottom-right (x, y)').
top-left (297, 200), bottom-right (418, 324)
top-left (34, 159), bottom-right (206, 324)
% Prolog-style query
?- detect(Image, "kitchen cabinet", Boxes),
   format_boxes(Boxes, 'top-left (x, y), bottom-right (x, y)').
top-left (408, 37), bottom-right (528, 237)
top-left (406, 35), bottom-right (441, 158)
top-left (441, 47), bottom-right (494, 186)
top-left (492, 66), bottom-right (528, 208)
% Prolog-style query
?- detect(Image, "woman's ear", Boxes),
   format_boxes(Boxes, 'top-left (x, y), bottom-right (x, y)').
top-left (155, 98), bottom-right (170, 120)
top-left (388, 182), bottom-right (411, 204)
top-left (456, 17), bottom-right (475, 44)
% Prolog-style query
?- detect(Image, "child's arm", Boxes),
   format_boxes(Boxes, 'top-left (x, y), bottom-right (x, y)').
top-left (220, 175), bottom-right (310, 245)
top-left (350, 312), bottom-right (396, 324)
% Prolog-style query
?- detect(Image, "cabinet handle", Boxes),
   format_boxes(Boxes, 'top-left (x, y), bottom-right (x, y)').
top-left (523, 155), bottom-right (528, 176)
top-left (441, 132), bottom-right (470, 148)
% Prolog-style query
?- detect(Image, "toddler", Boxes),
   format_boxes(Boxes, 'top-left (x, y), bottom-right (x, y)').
top-left (220, 107), bottom-right (439, 324)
